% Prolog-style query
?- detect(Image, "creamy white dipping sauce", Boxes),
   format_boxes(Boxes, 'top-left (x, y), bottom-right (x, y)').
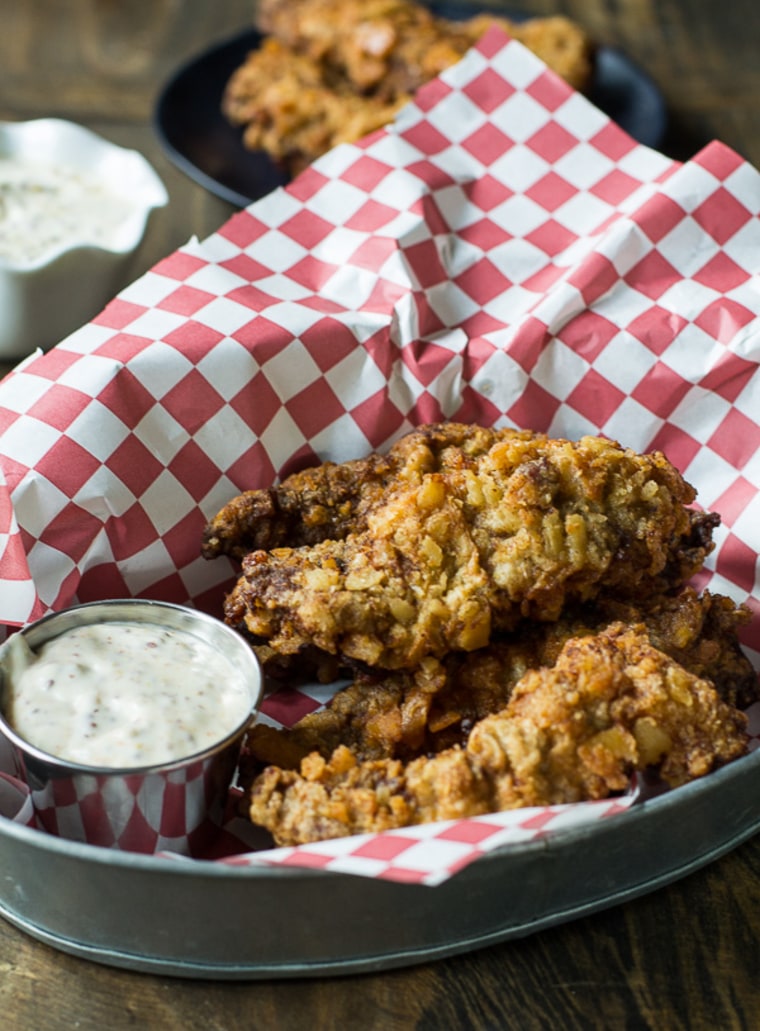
top-left (0, 156), bottom-right (136, 266)
top-left (2, 622), bottom-right (253, 768)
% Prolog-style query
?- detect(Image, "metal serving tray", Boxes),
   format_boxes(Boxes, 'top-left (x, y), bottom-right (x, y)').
top-left (1, 744), bottom-right (759, 980)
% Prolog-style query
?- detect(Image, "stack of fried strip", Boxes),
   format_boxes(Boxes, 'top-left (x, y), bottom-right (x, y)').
top-left (203, 423), bottom-right (758, 845)
top-left (222, 0), bottom-right (596, 174)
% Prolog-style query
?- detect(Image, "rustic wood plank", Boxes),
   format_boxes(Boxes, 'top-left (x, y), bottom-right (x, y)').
top-left (1, 1), bottom-right (759, 1025)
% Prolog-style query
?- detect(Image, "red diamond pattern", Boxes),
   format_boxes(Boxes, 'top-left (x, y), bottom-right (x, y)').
top-left (692, 187), bottom-right (752, 245)
top-left (590, 168), bottom-right (646, 206)
top-left (153, 250), bottom-right (208, 282)
top-left (26, 384), bottom-right (93, 433)
top-left (526, 122), bottom-right (578, 164)
top-left (163, 320), bottom-right (225, 363)
top-left (462, 122), bottom-right (515, 166)
top-left (711, 476), bottom-right (757, 525)
top-left (285, 379), bottom-right (344, 438)
top-left (627, 306), bottom-right (689, 355)
top-left (634, 194), bottom-right (687, 244)
top-left (106, 501), bottom-right (156, 561)
top-left (525, 218), bottom-right (577, 257)
top-left (715, 532), bottom-right (758, 593)
top-left (694, 298), bottom-right (756, 343)
top-left (160, 369), bottom-right (225, 435)
top-left (279, 209), bottom-right (335, 249)
top-left (108, 435), bottom-right (164, 495)
top-left (525, 67), bottom-right (573, 112)
top-left (525, 171), bottom-right (577, 213)
top-left (508, 378), bottom-right (560, 431)
top-left (566, 369), bottom-right (627, 427)
top-left (694, 141), bottom-right (746, 181)
top-left (647, 424), bottom-right (702, 471)
top-left (708, 408), bottom-right (760, 469)
top-left (557, 311), bottom-right (620, 363)
top-left (456, 257), bottom-right (512, 305)
top-left (38, 501), bottom-right (103, 562)
top-left (35, 437), bottom-right (101, 499)
top-left (631, 362), bottom-right (692, 419)
top-left (93, 298), bottom-right (149, 330)
top-left (693, 251), bottom-right (752, 292)
top-left (401, 119), bottom-right (451, 155)
top-left (625, 251), bottom-right (683, 301)
top-left (700, 352), bottom-right (756, 403)
top-left (462, 66), bottom-right (516, 113)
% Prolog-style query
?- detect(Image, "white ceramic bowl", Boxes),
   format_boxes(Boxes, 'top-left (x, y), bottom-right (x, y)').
top-left (0, 118), bottom-right (168, 360)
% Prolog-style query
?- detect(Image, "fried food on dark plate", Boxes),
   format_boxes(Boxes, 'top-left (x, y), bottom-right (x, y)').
top-left (244, 587), bottom-right (757, 769)
top-left (255, 0), bottom-right (595, 96)
top-left (246, 625), bottom-right (749, 845)
top-left (221, 37), bottom-right (404, 175)
top-left (222, 429), bottom-right (716, 670)
top-left (224, 0), bottom-right (595, 174)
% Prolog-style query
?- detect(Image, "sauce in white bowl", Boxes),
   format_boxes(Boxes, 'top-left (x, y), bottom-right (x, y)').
top-left (0, 118), bottom-right (167, 360)
top-left (0, 156), bottom-right (137, 267)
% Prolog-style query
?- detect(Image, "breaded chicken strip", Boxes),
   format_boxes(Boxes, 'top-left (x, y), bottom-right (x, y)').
top-left (246, 625), bottom-right (749, 845)
top-left (223, 430), bottom-right (716, 670)
top-left (244, 588), bottom-right (757, 768)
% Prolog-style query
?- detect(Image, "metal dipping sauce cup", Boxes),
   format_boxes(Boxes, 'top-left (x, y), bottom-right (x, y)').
top-left (0, 600), bottom-right (263, 855)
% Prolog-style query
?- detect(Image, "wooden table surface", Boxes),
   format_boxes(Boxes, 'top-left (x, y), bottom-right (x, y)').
top-left (1, 1), bottom-right (759, 1028)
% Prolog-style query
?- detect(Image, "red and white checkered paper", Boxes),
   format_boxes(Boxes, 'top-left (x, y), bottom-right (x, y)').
top-left (1, 28), bottom-right (760, 883)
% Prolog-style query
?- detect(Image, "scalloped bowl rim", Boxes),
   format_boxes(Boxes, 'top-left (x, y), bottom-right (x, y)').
top-left (0, 117), bottom-right (168, 272)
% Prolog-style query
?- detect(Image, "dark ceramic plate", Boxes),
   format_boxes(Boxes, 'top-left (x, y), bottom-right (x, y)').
top-left (154, 12), bottom-right (667, 208)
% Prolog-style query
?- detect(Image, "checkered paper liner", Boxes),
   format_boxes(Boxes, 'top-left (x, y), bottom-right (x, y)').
top-left (4, 761), bottom-right (232, 856)
top-left (1, 27), bottom-right (760, 882)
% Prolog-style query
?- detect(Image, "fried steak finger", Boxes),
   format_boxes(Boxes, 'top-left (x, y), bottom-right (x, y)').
top-left (243, 587), bottom-right (757, 769)
top-left (226, 478), bottom-right (493, 668)
top-left (221, 37), bottom-right (405, 176)
top-left (201, 450), bottom-right (392, 561)
top-left (246, 626), bottom-right (749, 845)
top-left (202, 422), bottom-right (517, 561)
top-left (223, 431), bottom-right (715, 670)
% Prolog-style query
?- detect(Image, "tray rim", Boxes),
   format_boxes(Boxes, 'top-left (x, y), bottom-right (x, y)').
top-left (2, 809), bottom-right (756, 982)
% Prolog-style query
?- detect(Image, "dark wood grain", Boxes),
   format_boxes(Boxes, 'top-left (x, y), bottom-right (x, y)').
top-left (2, 836), bottom-right (760, 1030)
top-left (1, 1), bottom-right (759, 1026)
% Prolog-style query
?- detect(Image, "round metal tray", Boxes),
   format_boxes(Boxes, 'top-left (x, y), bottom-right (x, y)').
top-left (2, 745), bottom-right (759, 980)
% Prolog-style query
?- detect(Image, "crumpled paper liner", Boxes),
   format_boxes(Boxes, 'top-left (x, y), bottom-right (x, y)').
top-left (1, 27), bottom-right (759, 883)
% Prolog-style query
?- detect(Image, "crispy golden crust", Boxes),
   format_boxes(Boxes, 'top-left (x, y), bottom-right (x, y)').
top-left (222, 38), bottom-right (405, 174)
top-left (246, 625), bottom-right (749, 845)
top-left (591, 589), bottom-right (757, 711)
top-left (243, 587), bottom-right (757, 770)
top-left (223, 0), bottom-right (595, 173)
top-left (202, 422), bottom-right (513, 561)
top-left (255, 0), bottom-right (594, 94)
top-left (217, 423), bottom-right (755, 847)
top-left (221, 427), bottom-right (714, 670)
